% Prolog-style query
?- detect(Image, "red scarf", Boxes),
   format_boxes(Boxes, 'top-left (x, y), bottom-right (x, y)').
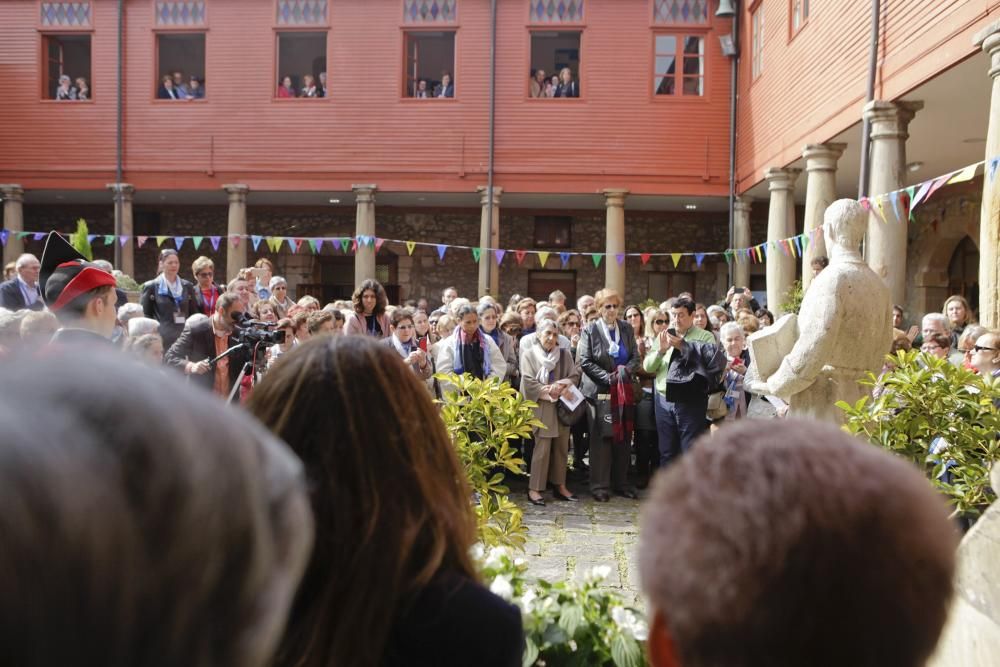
top-left (610, 366), bottom-right (635, 447)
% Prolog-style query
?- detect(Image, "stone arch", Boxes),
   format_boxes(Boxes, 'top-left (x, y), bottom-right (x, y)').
top-left (907, 193), bottom-right (980, 316)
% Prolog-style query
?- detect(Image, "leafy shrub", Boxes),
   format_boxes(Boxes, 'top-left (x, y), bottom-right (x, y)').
top-left (436, 372), bottom-right (542, 550)
top-left (68, 218), bottom-right (94, 261)
top-left (780, 279), bottom-right (804, 315)
top-left (477, 546), bottom-right (648, 667)
top-left (116, 272), bottom-right (141, 291)
top-left (839, 350), bottom-right (1000, 519)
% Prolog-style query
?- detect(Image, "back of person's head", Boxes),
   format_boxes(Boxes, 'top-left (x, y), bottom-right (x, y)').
top-left (639, 419), bottom-right (957, 667)
top-left (0, 350), bottom-right (313, 667)
top-left (247, 336), bottom-right (477, 667)
top-left (128, 316), bottom-right (161, 338)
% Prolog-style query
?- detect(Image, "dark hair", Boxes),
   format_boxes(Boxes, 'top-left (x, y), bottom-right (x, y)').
top-left (60, 284), bottom-right (115, 319)
top-left (0, 350), bottom-right (313, 667)
top-left (624, 304), bottom-right (645, 329)
top-left (391, 307), bottom-right (415, 328)
top-left (247, 337), bottom-right (477, 667)
top-left (158, 248), bottom-right (179, 262)
top-left (923, 332), bottom-right (951, 350)
top-left (671, 297), bottom-right (696, 315)
top-left (639, 419), bottom-right (956, 667)
top-left (755, 308), bottom-right (774, 325)
top-left (810, 256), bottom-right (829, 269)
top-left (351, 279), bottom-right (388, 316)
top-left (330, 309), bottom-right (345, 323)
top-left (217, 291), bottom-right (241, 313)
top-left (306, 310), bottom-right (333, 334)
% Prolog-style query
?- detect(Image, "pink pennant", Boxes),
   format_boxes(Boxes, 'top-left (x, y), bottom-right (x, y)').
top-left (137, 236), bottom-right (148, 247)
top-left (514, 250), bottom-right (527, 265)
top-left (375, 238), bottom-right (385, 252)
top-left (230, 236), bottom-right (241, 248)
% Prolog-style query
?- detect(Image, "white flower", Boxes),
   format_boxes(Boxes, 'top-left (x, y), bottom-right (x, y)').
top-left (514, 557), bottom-right (526, 567)
top-left (490, 574), bottom-right (514, 601)
top-left (632, 619), bottom-right (649, 642)
top-left (471, 543), bottom-right (485, 561)
top-left (484, 545), bottom-right (511, 569)
top-left (568, 640), bottom-right (578, 652)
top-left (587, 565), bottom-right (612, 582)
top-left (611, 606), bottom-right (649, 641)
top-left (517, 587), bottom-right (537, 614)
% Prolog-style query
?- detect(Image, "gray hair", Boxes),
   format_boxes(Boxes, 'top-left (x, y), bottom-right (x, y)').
top-left (719, 322), bottom-right (744, 340)
top-left (536, 318), bottom-right (559, 335)
top-left (128, 317), bottom-right (160, 338)
top-left (91, 259), bottom-right (114, 274)
top-left (922, 312), bottom-right (951, 332)
top-left (476, 302), bottom-right (498, 318)
top-left (454, 303), bottom-right (477, 320)
top-left (118, 302), bottom-right (144, 323)
top-left (15, 254), bottom-right (39, 271)
top-left (536, 306), bottom-right (558, 323)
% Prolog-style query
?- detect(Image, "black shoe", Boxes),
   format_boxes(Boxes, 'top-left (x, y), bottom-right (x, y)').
top-left (615, 489), bottom-right (638, 499)
top-left (593, 492), bottom-right (610, 502)
top-left (553, 490), bottom-right (580, 502)
top-left (528, 492), bottom-right (545, 506)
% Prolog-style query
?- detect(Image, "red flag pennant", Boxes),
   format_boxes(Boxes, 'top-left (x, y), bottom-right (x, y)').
top-left (640, 253), bottom-right (652, 266)
top-left (514, 250), bottom-right (527, 265)
top-left (375, 238), bottom-right (385, 252)
top-left (230, 236), bottom-right (241, 248)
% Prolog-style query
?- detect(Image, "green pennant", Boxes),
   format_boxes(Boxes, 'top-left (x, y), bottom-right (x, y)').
top-left (591, 253), bottom-right (604, 268)
top-left (340, 238), bottom-right (351, 253)
top-left (472, 247), bottom-right (482, 262)
top-left (103, 235), bottom-right (115, 246)
top-left (905, 185), bottom-right (917, 221)
top-left (16, 232), bottom-right (30, 240)
top-left (308, 239), bottom-right (318, 253)
top-left (156, 236), bottom-right (167, 247)
top-left (192, 236), bottom-right (204, 249)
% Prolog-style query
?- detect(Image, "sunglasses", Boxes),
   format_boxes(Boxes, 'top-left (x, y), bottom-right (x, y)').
top-left (196, 271), bottom-right (213, 277)
top-left (654, 319), bottom-right (667, 325)
top-left (602, 304), bottom-right (619, 310)
top-left (565, 320), bottom-right (580, 327)
top-left (972, 345), bottom-right (998, 352)
top-left (626, 312), bottom-right (642, 318)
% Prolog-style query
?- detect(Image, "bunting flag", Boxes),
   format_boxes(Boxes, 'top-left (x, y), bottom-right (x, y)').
top-left (230, 236), bottom-right (241, 248)
top-left (615, 253), bottom-right (625, 266)
top-left (723, 250), bottom-right (733, 264)
top-left (911, 180), bottom-right (933, 209)
top-left (436, 244), bottom-right (447, 260)
top-left (156, 236), bottom-right (167, 247)
top-left (889, 192), bottom-right (901, 222)
top-left (0, 230), bottom-right (7, 246)
top-left (294, 239), bottom-right (305, 254)
top-left (873, 196), bottom-right (888, 224)
top-left (375, 238), bottom-right (385, 252)
top-left (694, 253), bottom-right (705, 267)
top-left (210, 236), bottom-right (220, 251)
top-left (925, 175), bottom-right (950, 202)
top-left (174, 237), bottom-right (185, 250)
top-left (990, 157), bottom-right (1000, 183)
top-left (904, 188), bottom-right (916, 221)
top-left (119, 236), bottom-right (130, 248)
top-left (252, 235), bottom-right (263, 251)
top-left (340, 238), bottom-right (351, 253)
top-left (472, 247), bottom-right (482, 263)
top-left (948, 163), bottom-right (978, 184)
top-left (138, 236), bottom-right (148, 247)
top-left (670, 252), bottom-right (682, 268)
top-left (591, 253), bottom-right (604, 268)
top-left (793, 236), bottom-right (803, 256)
top-left (495, 249), bottom-right (506, 265)
top-left (640, 253), bottom-right (652, 265)
top-left (538, 251), bottom-right (550, 267)
top-left (314, 238), bottom-right (325, 253)
top-left (87, 234), bottom-right (98, 243)
top-left (16, 232), bottom-right (30, 240)
top-left (267, 238), bottom-right (282, 253)
top-left (33, 232), bottom-right (46, 241)
top-left (308, 239), bottom-right (318, 253)
top-left (192, 236), bottom-right (204, 250)
top-left (406, 241), bottom-right (417, 255)
top-left (289, 238), bottom-right (299, 253)
top-left (514, 250), bottom-right (527, 265)
top-left (103, 235), bottom-right (114, 246)
top-left (560, 252), bottom-right (571, 267)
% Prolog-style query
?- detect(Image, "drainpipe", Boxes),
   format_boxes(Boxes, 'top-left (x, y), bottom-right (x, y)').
top-left (114, 0), bottom-right (124, 268)
top-left (725, 4), bottom-right (740, 286)
top-left (485, 0), bottom-right (497, 294)
top-left (858, 0), bottom-right (880, 198)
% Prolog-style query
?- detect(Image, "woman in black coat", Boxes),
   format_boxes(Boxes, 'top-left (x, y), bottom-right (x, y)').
top-left (140, 249), bottom-right (199, 352)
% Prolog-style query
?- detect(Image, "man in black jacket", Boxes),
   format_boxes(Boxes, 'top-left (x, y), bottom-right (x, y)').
top-left (165, 292), bottom-right (251, 396)
top-left (0, 253), bottom-right (44, 311)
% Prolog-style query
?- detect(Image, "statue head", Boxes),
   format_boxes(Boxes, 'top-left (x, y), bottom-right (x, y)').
top-left (823, 199), bottom-right (866, 256)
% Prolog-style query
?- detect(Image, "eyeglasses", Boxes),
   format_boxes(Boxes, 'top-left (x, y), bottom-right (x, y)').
top-left (972, 345), bottom-right (998, 352)
top-left (626, 312), bottom-right (642, 318)
top-left (602, 304), bottom-right (619, 310)
top-left (396, 323), bottom-right (414, 330)
top-left (196, 271), bottom-right (213, 277)
top-left (565, 320), bottom-right (580, 327)
top-left (654, 319), bottom-right (667, 325)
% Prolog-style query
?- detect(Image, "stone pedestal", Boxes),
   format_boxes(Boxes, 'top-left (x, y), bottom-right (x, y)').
top-left (107, 183), bottom-right (135, 277)
top-left (976, 23), bottom-right (1000, 328)
top-left (864, 100), bottom-right (923, 306)
top-left (353, 184), bottom-right (377, 287)
top-left (602, 189), bottom-right (629, 295)
top-left (477, 185), bottom-right (502, 297)
top-left (733, 196), bottom-right (753, 290)
top-left (1, 185), bottom-right (25, 266)
top-left (223, 184), bottom-right (249, 281)
top-left (801, 143), bottom-right (846, 290)
top-left (764, 168), bottom-right (801, 314)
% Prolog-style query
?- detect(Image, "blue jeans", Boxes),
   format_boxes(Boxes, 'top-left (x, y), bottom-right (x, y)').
top-left (654, 391), bottom-right (708, 466)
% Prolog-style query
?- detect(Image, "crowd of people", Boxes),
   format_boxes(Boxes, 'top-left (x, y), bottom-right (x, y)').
top-left (157, 70), bottom-right (206, 100)
top-left (0, 232), bottom-right (991, 666)
top-left (277, 72), bottom-right (329, 98)
top-left (529, 67), bottom-right (580, 98)
top-left (54, 74), bottom-right (90, 100)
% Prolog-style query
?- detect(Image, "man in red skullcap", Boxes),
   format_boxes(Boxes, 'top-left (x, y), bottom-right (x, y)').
top-left (38, 231), bottom-right (119, 345)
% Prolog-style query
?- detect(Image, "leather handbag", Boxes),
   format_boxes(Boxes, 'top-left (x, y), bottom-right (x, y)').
top-left (707, 390), bottom-right (728, 420)
top-left (557, 398), bottom-right (587, 426)
top-left (593, 395), bottom-right (615, 438)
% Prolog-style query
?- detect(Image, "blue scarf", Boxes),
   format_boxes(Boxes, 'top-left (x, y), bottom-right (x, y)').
top-left (453, 325), bottom-right (491, 377)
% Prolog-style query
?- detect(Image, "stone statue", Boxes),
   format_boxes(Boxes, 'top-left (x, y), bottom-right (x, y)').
top-left (748, 198), bottom-right (893, 424)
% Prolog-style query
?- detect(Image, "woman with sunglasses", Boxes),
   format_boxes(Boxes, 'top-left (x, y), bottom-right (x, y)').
top-left (268, 276), bottom-right (296, 319)
top-left (140, 248), bottom-right (199, 353)
top-left (191, 256), bottom-right (222, 317)
top-left (625, 305), bottom-right (659, 489)
top-left (383, 308), bottom-right (432, 380)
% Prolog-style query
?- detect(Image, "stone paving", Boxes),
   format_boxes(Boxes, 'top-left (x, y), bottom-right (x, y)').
top-left (508, 476), bottom-right (647, 607)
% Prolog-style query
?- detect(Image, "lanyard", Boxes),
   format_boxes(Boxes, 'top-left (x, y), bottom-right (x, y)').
top-left (202, 286), bottom-right (218, 314)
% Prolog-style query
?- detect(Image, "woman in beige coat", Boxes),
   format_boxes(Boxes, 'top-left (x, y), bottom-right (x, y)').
top-left (520, 319), bottom-right (582, 506)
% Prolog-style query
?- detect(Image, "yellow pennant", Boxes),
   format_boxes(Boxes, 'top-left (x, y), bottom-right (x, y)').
top-left (538, 251), bottom-right (550, 267)
top-left (671, 253), bottom-right (682, 268)
top-left (406, 241), bottom-right (416, 256)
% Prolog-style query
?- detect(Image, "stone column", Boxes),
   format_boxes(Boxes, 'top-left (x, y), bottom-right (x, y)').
top-left (764, 168), bottom-right (801, 315)
top-left (1, 184), bottom-right (25, 266)
top-left (864, 100), bottom-right (923, 306)
top-left (107, 183), bottom-right (135, 277)
top-left (223, 184), bottom-right (249, 281)
top-left (477, 185), bottom-right (502, 297)
top-left (733, 196), bottom-right (753, 290)
top-left (976, 23), bottom-right (1000, 328)
top-left (801, 143), bottom-right (846, 290)
top-left (353, 184), bottom-right (377, 287)
top-left (603, 189), bottom-right (629, 295)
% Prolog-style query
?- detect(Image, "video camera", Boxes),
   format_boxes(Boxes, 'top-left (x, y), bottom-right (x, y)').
top-left (234, 313), bottom-right (286, 347)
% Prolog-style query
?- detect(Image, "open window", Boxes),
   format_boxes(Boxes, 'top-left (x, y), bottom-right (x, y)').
top-left (276, 31), bottom-right (327, 98)
top-left (156, 33), bottom-right (206, 100)
top-left (529, 31), bottom-right (581, 98)
top-left (404, 31), bottom-right (455, 98)
top-left (654, 34), bottom-right (704, 97)
top-left (44, 34), bottom-right (92, 100)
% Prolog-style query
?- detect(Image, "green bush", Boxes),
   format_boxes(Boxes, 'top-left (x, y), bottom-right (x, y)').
top-left (839, 350), bottom-right (1000, 519)
top-left (68, 218), bottom-right (94, 261)
top-left (116, 273), bottom-right (141, 291)
top-left (780, 279), bottom-right (804, 315)
top-left (436, 372), bottom-right (542, 550)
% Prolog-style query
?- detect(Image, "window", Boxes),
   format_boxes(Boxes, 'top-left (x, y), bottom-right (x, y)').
top-left (43, 34), bottom-right (92, 100)
top-left (156, 33), bottom-right (206, 100)
top-left (652, 0), bottom-right (709, 24)
top-left (654, 35), bottom-right (704, 96)
top-left (404, 31), bottom-right (455, 98)
top-left (529, 0), bottom-right (584, 23)
top-left (791, 0), bottom-right (809, 34)
top-left (534, 216), bottom-right (572, 249)
top-left (528, 271), bottom-right (576, 304)
top-left (529, 32), bottom-right (581, 98)
top-left (751, 5), bottom-right (763, 79)
top-left (276, 32), bottom-right (327, 98)
top-left (647, 272), bottom-right (695, 301)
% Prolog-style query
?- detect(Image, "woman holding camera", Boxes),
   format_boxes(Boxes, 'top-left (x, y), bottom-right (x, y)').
top-left (383, 308), bottom-right (432, 380)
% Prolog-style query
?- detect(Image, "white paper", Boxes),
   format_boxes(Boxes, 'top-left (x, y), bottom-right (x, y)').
top-left (764, 395), bottom-right (788, 411)
top-left (559, 384), bottom-right (585, 411)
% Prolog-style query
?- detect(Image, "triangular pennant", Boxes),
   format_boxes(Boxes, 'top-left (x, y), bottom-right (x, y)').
top-left (308, 239), bottom-right (318, 253)
top-left (340, 238), bottom-right (351, 253)
top-left (873, 196), bottom-right (888, 224)
top-left (989, 157), bottom-right (1000, 183)
top-left (904, 187), bottom-right (916, 221)
top-left (209, 236), bottom-right (220, 251)
top-left (889, 192), bottom-right (901, 222)
top-left (694, 253), bottom-right (705, 267)
top-left (406, 241), bottom-right (417, 256)
top-left (137, 235), bottom-right (148, 247)
top-left (174, 236), bottom-right (185, 250)
top-left (314, 238), bottom-right (325, 253)
top-left (494, 249), bottom-right (506, 265)
top-left (230, 236), bottom-right (241, 248)
top-left (119, 235), bottom-right (130, 248)
top-left (251, 235), bottom-right (263, 251)
top-left (615, 253), bottom-right (625, 266)
top-left (924, 176), bottom-right (949, 203)
top-left (793, 236), bottom-right (803, 256)
top-left (947, 163), bottom-right (978, 184)
top-left (266, 238), bottom-right (281, 253)
top-left (911, 180), bottom-right (933, 208)
top-left (514, 250), bottom-right (527, 265)
top-left (16, 232), bottom-right (30, 240)
top-left (802, 233), bottom-right (810, 252)
top-left (33, 232), bottom-right (46, 241)
top-left (538, 251), bottom-right (550, 267)
top-left (640, 253), bottom-right (652, 265)
top-left (293, 238), bottom-right (304, 253)
top-left (375, 238), bottom-right (385, 253)
top-left (859, 197), bottom-right (871, 211)
top-left (472, 247), bottom-right (482, 263)
top-left (87, 234), bottom-right (98, 243)
top-left (591, 253), bottom-right (604, 268)
top-left (436, 244), bottom-right (447, 260)
top-left (351, 239), bottom-right (358, 253)
top-left (191, 236), bottom-right (203, 250)
top-left (288, 238), bottom-right (298, 253)
top-left (156, 236), bottom-right (167, 247)
top-left (560, 252), bottom-right (571, 267)
top-left (0, 230), bottom-right (7, 246)
top-left (670, 253), bottom-right (682, 268)
top-left (723, 250), bottom-right (733, 265)
top-left (103, 235), bottom-right (115, 246)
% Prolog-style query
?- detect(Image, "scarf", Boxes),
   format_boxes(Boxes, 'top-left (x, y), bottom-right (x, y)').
top-left (482, 325), bottom-right (501, 347)
top-left (391, 333), bottom-right (415, 360)
top-left (599, 318), bottom-right (620, 356)
top-left (610, 366), bottom-right (635, 448)
top-left (452, 325), bottom-right (491, 377)
top-left (157, 273), bottom-right (184, 307)
top-left (531, 340), bottom-right (560, 384)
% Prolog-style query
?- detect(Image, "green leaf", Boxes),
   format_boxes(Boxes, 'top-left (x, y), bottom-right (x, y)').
top-left (611, 633), bottom-right (643, 667)
top-left (522, 637), bottom-right (539, 667)
top-left (558, 603), bottom-right (585, 638)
